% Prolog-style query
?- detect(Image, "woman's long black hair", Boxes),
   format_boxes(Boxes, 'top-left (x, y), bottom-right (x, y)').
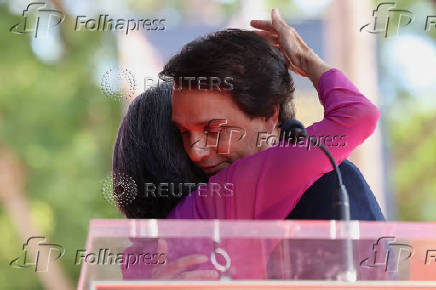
top-left (112, 84), bottom-right (206, 218)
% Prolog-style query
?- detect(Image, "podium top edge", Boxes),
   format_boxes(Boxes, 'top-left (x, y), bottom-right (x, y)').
top-left (86, 219), bottom-right (436, 239)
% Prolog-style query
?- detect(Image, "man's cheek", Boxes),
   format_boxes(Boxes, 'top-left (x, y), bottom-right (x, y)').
top-left (233, 132), bottom-right (257, 156)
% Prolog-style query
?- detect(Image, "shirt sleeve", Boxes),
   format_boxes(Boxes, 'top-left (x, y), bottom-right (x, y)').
top-left (168, 68), bottom-right (380, 220)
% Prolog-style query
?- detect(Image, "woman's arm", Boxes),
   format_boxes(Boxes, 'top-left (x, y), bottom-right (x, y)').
top-left (168, 9), bottom-right (380, 219)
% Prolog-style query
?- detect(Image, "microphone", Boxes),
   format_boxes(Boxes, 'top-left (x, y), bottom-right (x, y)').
top-left (280, 119), bottom-right (356, 282)
top-left (279, 119), bottom-right (350, 220)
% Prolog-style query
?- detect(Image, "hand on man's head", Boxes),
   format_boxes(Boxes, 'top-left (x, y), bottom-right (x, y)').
top-left (251, 9), bottom-right (332, 88)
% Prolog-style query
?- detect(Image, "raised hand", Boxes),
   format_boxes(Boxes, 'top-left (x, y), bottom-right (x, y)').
top-left (251, 9), bottom-right (332, 88)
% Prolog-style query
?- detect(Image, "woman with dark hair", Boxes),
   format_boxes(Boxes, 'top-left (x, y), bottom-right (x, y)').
top-left (112, 84), bottom-right (207, 218)
top-left (114, 84), bottom-right (222, 280)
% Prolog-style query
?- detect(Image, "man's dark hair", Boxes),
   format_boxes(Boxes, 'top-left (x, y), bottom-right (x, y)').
top-left (159, 29), bottom-right (296, 125)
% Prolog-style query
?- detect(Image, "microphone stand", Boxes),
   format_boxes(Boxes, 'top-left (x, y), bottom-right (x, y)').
top-left (280, 120), bottom-right (357, 282)
top-left (316, 142), bottom-right (356, 282)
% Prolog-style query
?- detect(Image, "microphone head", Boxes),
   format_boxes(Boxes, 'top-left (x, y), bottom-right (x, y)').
top-left (279, 119), bottom-right (307, 141)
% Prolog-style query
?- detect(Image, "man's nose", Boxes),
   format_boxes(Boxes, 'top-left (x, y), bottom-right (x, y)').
top-left (187, 132), bottom-right (211, 162)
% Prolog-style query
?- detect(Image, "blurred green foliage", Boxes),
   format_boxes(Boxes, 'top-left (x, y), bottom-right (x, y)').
top-left (378, 0), bottom-right (436, 220)
top-left (390, 111), bottom-right (436, 221)
top-left (0, 4), bottom-right (123, 289)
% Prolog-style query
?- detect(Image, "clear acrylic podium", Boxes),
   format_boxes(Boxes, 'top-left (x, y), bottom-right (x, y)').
top-left (78, 219), bottom-right (436, 289)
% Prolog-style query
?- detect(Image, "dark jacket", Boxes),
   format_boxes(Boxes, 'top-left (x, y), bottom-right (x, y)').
top-left (287, 160), bottom-right (385, 220)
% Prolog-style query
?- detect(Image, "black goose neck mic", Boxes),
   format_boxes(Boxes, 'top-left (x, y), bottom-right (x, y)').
top-left (280, 119), bottom-right (356, 281)
top-left (279, 119), bottom-right (350, 221)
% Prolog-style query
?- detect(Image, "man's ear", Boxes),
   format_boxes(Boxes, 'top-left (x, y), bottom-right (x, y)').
top-left (265, 105), bottom-right (279, 134)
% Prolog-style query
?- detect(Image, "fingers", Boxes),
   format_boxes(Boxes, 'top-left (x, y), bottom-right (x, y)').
top-left (177, 270), bottom-right (219, 280)
top-left (251, 9), bottom-right (291, 34)
top-left (252, 8), bottom-right (311, 78)
top-left (271, 8), bottom-right (288, 34)
top-left (288, 58), bottom-right (307, 77)
top-left (253, 30), bottom-right (279, 47)
top-left (154, 254), bottom-right (209, 279)
top-left (283, 50), bottom-right (307, 77)
top-left (170, 254), bottom-right (209, 270)
top-left (255, 29), bottom-right (306, 77)
top-left (156, 238), bottom-right (168, 254)
top-left (293, 67), bottom-right (308, 77)
top-left (250, 20), bottom-right (275, 32)
top-left (153, 239), bottom-right (214, 280)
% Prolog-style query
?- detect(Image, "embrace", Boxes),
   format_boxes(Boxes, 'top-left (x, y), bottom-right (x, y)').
top-left (112, 9), bottom-right (384, 221)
